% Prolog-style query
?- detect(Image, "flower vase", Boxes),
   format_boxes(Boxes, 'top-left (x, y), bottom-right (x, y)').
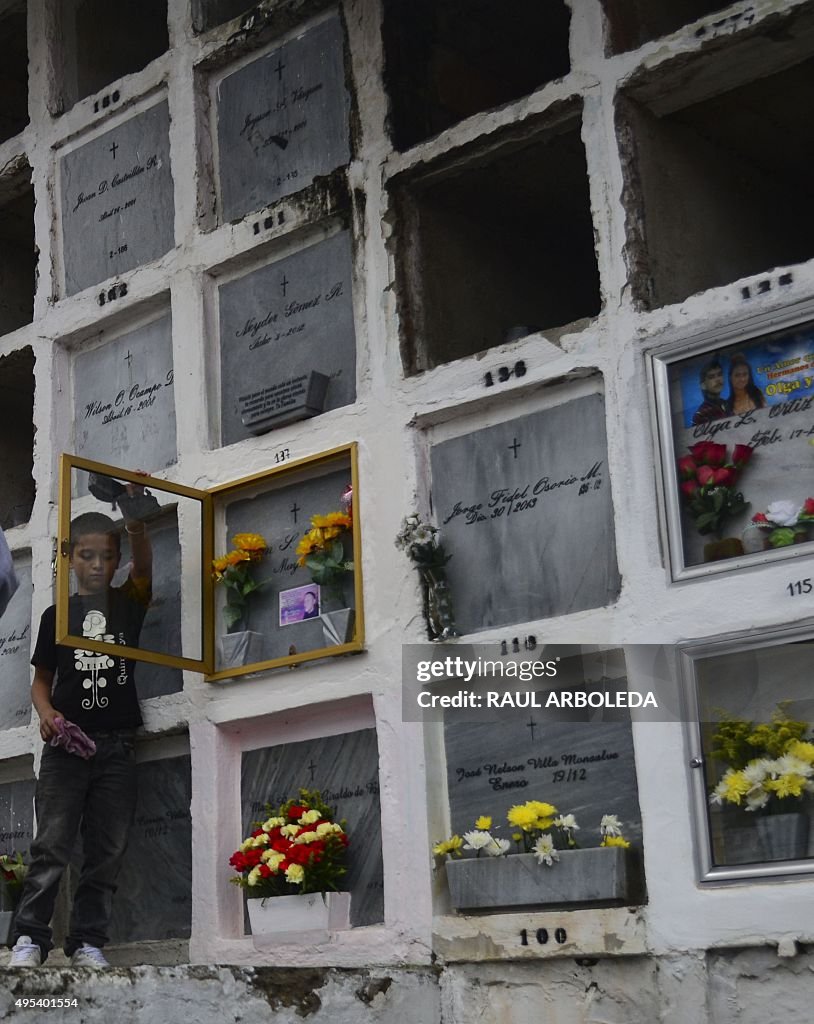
top-left (703, 537), bottom-right (744, 563)
top-left (220, 630), bottom-right (264, 668)
top-left (420, 567), bottom-right (459, 640)
top-left (444, 849), bottom-right (637, 911)
top-left (247, 891), bottom-right (351, 935)
top-left (756, 813), bottom-right (809, 861)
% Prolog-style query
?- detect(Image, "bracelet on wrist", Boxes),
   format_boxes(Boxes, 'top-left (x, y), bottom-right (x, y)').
top-left (125, 523), bottom-right (146, 535)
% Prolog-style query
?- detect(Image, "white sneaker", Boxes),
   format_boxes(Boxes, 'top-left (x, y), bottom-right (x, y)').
top-left (70, 943), bottom-right (109, 968)
top-left (10, 935), bottom-right (41, 967)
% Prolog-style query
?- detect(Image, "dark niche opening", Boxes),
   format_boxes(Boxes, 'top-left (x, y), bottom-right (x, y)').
top-left (0, 2), bottom-right (29, 144)
top-left (603, 0), bottom-right (735, 53)
top-left (0, 172), bottom-right (35, 337)
top-left (0, 346), bottom-right (35, 530)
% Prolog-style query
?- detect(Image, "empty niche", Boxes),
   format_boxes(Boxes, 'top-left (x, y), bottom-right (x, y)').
top-left (394, 114), bottom-right (601, 373)
top-left (0, 2), bottom-right (29, 144)
top-left (603, 0), bottom-right (734, 53)
top-left (193, 0), bottom-right (253, 32)
top-left (0, 172), bottom-right (35, 335)
top-left (382, 0), bottom-right (571, 151)
top-left (0, 347), bottom-right (34, 530)
top-left (619, 56), bottom-right (814, 309)
top-left (61, 0), bottom-right (168, 108)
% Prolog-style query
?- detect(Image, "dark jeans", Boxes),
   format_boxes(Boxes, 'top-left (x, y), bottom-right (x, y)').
top-left (14, 733), bottom-right (137, 960)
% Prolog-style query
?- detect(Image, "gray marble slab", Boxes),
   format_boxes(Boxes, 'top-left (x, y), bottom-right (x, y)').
top-left (216, 15), bottom-right (350, 221)
top-left (444, 661), bottom-right (643, 849)
top-left (430, 394), bottom-right (621, 633)
top-left (219, 231), bottom-right (356, 446)
top-left (222, 465), bottom-right (354, 665)
top-left (73, 315), bottom-right (176, 476)
top-left (241, 728), bottom-right (383, 928)
top-left (60, 101), bottom-right (174, 295)
top-left (0, 779), bottom-right (35, 856)
top-left (71, 755), bottom-right (192, 943)
top-left (0, 559), bottom-right (32, 731)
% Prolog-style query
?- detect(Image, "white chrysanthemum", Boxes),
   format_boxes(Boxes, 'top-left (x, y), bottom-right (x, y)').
top-left (412, 527), bottom-right (434, 546)
top-left (533, 834), bottom-right (559, 867)
top-left (247, 866), bottom-right (262, 887)
top-left (463, 829), bottom-right (495, 851)
top-left (773, 755), bottom-right (814, 778)
top-left (745, 790), bottom-right (770, 812)
top-left (299, 809), bottom-right (321, 825)
top-left (262, 816), bottom-right (285, 831)
top-left (294, 830), bottom-right (319, 844)
top-left (600, 814), bottom-right (623, 837)
top-left (766, 500), bottom-right (801, 526)
top-left (280, 823), bottom-right (300, 838)
top-left (485, 838), bottom-right (511, 857)
top-left (249, 833), bottom-right (269, 847)
top-left (554, 814), bottom-right (579, 831)
top-left (741, 761), bottom-right (770, 786)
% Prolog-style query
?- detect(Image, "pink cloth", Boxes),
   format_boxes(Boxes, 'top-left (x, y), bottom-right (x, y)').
top-left (49, 717), bottom-right (96, 759)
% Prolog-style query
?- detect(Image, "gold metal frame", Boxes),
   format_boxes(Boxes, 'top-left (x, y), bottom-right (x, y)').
top-left (56, 444), bottom-right (364, 680)
top-left (205, 442), bottom-right (364, 682)
top-left (57, 454), bottom-right (214, 673)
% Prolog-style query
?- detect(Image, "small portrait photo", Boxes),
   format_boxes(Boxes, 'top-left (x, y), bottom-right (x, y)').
top-left (279, 584), bottom-right (321, 626)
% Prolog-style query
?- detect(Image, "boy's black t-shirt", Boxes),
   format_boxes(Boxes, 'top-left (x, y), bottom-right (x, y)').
top-left (31, 578), bottom-right (150, 732)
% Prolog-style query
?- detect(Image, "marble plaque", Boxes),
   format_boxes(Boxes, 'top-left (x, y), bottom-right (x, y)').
top-left (71, 755), bottom-right (192, 943)
top-left (430, 394), bottom-right (621, 633)
top-left (216, 15), bottom-right (351, 221)
top-left (0, 559), bottom-right (32, 731)
top-left (73, 315), bottom-right (176, 475)
top-left (0, 779), bottom-right (35, 856)
top-left (59, 101), bottom-right (174, 296)
top-left (219, 231), bottom-right (356, 445)
top-left (240, 370), bottom-right (329, 434)
top-left (444, 660), bottom-right (643, 849)
top-left (223, 466), bottom-right (353, 663)
top-left (241, 729), bottom-right (383, 928)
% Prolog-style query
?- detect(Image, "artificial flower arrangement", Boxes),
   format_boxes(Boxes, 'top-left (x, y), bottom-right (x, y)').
top-left (432, 801), bottom-right (631, 868)
top-left (750, 498), bottom-right (814, 548)
top-left (395, 513), bottom-right (458, 639)
top-left (0, 852), bottom-right (27, 902)
top-left (212, 532), bottom-right (269, 632)
top-left (676, 442), bottom-right (754, 538)
top-left (229, 789), bottom-right (349, 899)
top-left (295, 486), bottom-right (354, 602)
top-left (708, 705), bottom-right (814, 813)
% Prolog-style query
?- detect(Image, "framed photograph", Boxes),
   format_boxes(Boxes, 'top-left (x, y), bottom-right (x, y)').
top-left (650, 304), bottom-right (814, 579)
top-left (279, 584), bottom-right (322, 626)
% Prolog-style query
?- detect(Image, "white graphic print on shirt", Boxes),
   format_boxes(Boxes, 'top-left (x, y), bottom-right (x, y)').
top-left (75, 609), bottom-right (115, 710)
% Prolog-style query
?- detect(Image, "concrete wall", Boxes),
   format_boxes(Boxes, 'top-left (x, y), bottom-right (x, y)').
top-left (3, 0), bottom-right (814, 1020)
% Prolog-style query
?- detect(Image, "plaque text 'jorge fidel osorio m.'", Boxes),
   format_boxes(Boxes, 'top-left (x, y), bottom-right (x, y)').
top-left (59, 101), bottom-right (175, 296)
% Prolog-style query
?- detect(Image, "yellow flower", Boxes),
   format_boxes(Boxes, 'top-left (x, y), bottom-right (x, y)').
top-left (787, 740), bottom-right (814, 765)
top-left (295, 831), bottom-right (319, 844)
top-left (432, 835), bottom-right (463, 857)
top-left (285, 864), bottom-right (305, 884)
top-left (280, 823), bottom-right (300, 838)
top-left (507, 804), bottom-right (540, 831)
top-left (721, 770), bottom-right (751, 804)
top-left (475, 816), bottom-right (492, 830)
top-left (262, 817), bottom-right (285, 831)
top-left (212, 555), bottom-right (230, 575)
top-left (312, 512), bottom-right (352, 530)
top-left (601, 836), bottom-right (631, 849)
top-left (299, 809), bottom-right (321, 825)
top-left (260, 851), bottom-right (285, 872)
top-left (247, 866), bottom-right (262, 886)
top-left (233, 532), bottom-right (267, 554)
top-left (765, 773), bottom-right (807, 799)
top-left (225, 549), bottom-right (251, 567)
top-left (512, 833), bottom-right (523, 842)
top-left (527, 801), bottom-right (557, 819)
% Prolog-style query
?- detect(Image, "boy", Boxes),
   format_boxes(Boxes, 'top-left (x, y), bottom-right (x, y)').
top-left (10, 504), bottom-right (152, 968)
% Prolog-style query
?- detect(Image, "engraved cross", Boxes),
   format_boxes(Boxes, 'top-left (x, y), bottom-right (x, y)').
top-left (109, 141), bottom-right (119, 159)
top-left (508, 438), bottom-right (521, 459)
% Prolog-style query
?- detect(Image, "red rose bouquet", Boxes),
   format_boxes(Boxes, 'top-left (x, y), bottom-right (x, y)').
top-left (676, 442), bottom-right (754, 537)
top-left (228, 789), bottom-right (349, 899)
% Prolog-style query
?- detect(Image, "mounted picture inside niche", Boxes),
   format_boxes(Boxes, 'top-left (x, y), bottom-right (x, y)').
top-left (650, 305), bottom-right (814, 580)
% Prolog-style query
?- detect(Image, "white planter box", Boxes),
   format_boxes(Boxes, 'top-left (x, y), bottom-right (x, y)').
top-left (445, 849), bottom-right (637, 911)
top-left (247, 891), bottom-right (351, 934)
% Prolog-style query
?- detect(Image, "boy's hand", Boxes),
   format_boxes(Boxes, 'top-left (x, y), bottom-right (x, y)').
top-left (38, 706), bottom-right (62, 741)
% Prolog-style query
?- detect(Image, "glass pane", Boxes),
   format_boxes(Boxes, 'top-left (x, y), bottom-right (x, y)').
top-left (696, 640), bottom-right (814, 867)
top-left (63, 466), bottom-right (203, 671)
top-left (214, 457), bottom-right (354, 672)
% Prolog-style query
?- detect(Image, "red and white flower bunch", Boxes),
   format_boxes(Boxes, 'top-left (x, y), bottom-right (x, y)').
top-left (751, 497), bottom-right (814, 547)
top-left (229, 789), bottom-right (349, 899)
top-left (676, 442), bottom-right (753, 537)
